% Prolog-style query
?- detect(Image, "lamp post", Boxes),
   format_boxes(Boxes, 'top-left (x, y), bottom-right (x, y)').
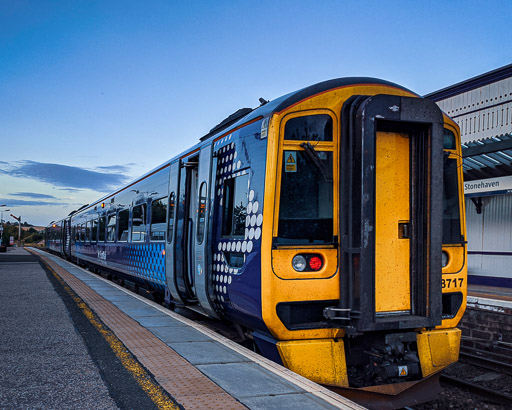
top-left (0, 205), bottom-right (9, 246)
top-left (10, 214), bottom-right (21, 247)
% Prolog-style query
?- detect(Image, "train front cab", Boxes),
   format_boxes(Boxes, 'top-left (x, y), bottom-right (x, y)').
top-left (260, 85), bottom-right (467, 393)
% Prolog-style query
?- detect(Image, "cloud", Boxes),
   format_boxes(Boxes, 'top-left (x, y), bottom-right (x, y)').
top-left (11, 192), bottom-right (58, 199)
top-left (56, 188), bottom-right (85, 193)
top-left (95, 163), bottom-right (135, 173)
top-left (0, 198), bottom-right (65, 207)
top-left (2, 161), bottom-right (131, 192)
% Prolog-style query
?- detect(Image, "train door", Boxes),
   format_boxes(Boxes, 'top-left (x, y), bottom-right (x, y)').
top-left (166, 148), bottom-right (217, 315)
top-left (174, 155), bottom-right (199, 303)
top-left (194, 145), bottom-right (218, 317)
top-left (62, 219), bottom-right (71, 257)
top-left (374, 131), bottom-right (411, 314)
top-left (165, 162), bottom-right (180, 301)
top-left (61, 221), bottom-right (66, 255)
top-left (336, 94), bottom-right (444, 331)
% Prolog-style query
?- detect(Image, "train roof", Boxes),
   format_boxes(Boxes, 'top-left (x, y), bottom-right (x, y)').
top-left (200, 77), bottom-right (414, 142)
top-left (68, 77), bottom-right (414, 217)
top-left (215, 77), bottom-right (413, 137)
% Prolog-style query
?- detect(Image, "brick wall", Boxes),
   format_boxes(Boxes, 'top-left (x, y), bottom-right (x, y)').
top-left (458, 297), bottom-right (512, 357)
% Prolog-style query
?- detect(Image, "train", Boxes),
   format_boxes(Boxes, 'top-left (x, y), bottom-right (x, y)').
top-left (45, 77), bottom-right (467, 405)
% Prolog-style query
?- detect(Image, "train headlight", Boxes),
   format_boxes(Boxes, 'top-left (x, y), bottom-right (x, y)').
top-left (442, 251), bottom-right (449, 267)
top-left (292, 255), bottom-right (307, 272)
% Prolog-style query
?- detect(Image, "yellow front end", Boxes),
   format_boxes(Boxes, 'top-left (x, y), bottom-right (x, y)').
top-left (259, 84), bottom-right (467, 388)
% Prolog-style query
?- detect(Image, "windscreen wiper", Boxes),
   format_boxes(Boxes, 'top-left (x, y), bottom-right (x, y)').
top-left (300, 142), bottom-right (333, 182)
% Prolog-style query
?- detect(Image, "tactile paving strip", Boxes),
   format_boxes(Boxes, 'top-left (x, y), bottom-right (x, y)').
top-left (39, 254), bottom-right (245, 410)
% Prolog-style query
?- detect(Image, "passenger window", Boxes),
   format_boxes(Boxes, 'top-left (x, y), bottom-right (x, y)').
top-left (107, 214), bottom-right (117, 242)
top-left (222, 174), bottom-right (249, 237)
top-left (81, 223), bottom-right (86, 242)
top-left (197, 182), bottom-right (207, 244)
top-left (284, 114), bottom-right (333, 141)
top-left (132, 204), bottom-right (147, 241)
top-left (85, 221), bottom-right (91, 242)
top-left (99, 215), bottom-right (106, 242)
top-left (167, 192), bottom-right (175, 243)
top-left (150, 197), bottom-right (166, 241)
top-left (118, 209), bottom-right (129, 241)
top-left (91, 218), bottom-right (98, 242)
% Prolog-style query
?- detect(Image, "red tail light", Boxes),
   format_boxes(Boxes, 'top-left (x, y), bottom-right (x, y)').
top-left (309, 256), bottom-right (323, 271)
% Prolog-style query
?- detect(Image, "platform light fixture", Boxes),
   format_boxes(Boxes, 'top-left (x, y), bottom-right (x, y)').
top-left (0, 206), bottom-right (10, 247)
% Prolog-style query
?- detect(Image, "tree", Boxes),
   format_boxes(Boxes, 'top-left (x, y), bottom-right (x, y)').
top-left (1, 224), bottom-right (18, 246)
top-left (24, 232), bottom-right (44, 244)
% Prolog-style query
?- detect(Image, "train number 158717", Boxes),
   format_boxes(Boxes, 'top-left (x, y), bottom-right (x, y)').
top-left (442, 278), bottom-right (464, 289)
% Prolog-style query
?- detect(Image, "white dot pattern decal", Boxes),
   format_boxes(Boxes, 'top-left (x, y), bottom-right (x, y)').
top-left (212, 138), bottom-right (266, 309)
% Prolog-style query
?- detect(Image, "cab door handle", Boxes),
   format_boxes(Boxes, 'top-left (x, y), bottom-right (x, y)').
top-left (398, 222), bottom-right (410, 239)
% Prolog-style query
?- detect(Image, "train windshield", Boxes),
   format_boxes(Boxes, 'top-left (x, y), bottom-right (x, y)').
top-left (277, 149), bottom-right (333, 244)
top-left (443, 129), bottom-right (463, 243)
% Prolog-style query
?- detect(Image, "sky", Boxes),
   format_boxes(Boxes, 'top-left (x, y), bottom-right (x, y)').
top-left (1, 0), bottom-right (511, 226)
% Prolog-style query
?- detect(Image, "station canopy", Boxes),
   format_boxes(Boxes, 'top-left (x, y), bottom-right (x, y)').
top-left (462, 133), bottom-right (512, 181)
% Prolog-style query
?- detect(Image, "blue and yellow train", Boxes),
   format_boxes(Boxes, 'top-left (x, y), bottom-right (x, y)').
top-left (46, 77), bottom-right (467, 401)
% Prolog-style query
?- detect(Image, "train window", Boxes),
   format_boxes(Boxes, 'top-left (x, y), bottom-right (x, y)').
top-left (107, 214), bottom-right (117, 242)
top-left (118, 209), bottom-right (129, 241)
top-left (85, 222), bottom-right (91, 242)
top-left (80, 224), bottom-right (85, 242)
top-left (91, 218), bottom-right (98, 242)
top-left (226, 251), bottom-right (244, 268)
top-left (132, 204), bottom-right (147, 241)
top-left (99, 215), bottom-right (106, 242)
top-left (277, 150), bottom-right (333, 244)
top-left (222, 174), bottom-right (249, 237)
top-left (444, 129), bottom-right (456, 149)
top-left (150, 198), bottom-right (166, 241)
top-left (443, 156), bottom-right (463, 243)
top-left (197, 182), bottom-right (207, 244)
top-left (284, 114), bottom-right (333, 141)
top-left (74, 226), bottom-right (79, 242)
top-left (167, 192), bottom-right (175, 243)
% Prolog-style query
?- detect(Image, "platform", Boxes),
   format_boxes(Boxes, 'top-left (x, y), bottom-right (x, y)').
top-left (1, 246), bottom-right (361, 409)
top-left (468, 283), bottom-right (512, 303)
top-left (467, 283), bottom-right (512, 314)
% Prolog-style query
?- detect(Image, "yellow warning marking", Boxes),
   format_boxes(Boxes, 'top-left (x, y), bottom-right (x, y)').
top-left (39, 258), bottom-right (179, 410)
top-left (399, 366), bottom-right (408, 376)
top-left (285, 151), bottom-right (297, 172)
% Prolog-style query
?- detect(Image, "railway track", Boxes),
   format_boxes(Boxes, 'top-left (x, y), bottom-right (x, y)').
top-left (440, 374), bottom-right (512, 406)
top-left (435, 346), bottom-right (512, 407)
top-left (459, 348), bottom-right (512, 376)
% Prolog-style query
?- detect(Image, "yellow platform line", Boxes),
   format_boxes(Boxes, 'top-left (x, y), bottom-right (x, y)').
top-left (39, 257), bottom-right (180, 410)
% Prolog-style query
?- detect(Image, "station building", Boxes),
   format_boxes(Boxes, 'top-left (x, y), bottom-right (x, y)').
top-left (426, 63), bottom-right (512, 287)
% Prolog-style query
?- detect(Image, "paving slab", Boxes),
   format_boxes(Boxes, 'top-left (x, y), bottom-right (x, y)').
top-left (135, 315), bottom-right (187, 328)
top-left (197, 362), bottom-right (304, 398)
top-left (168, 340), bottom-right (251, 365)
top-left (240, 392), bottom-right (340, 410)
top-left (148, 325), bottom-right (213, 343)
